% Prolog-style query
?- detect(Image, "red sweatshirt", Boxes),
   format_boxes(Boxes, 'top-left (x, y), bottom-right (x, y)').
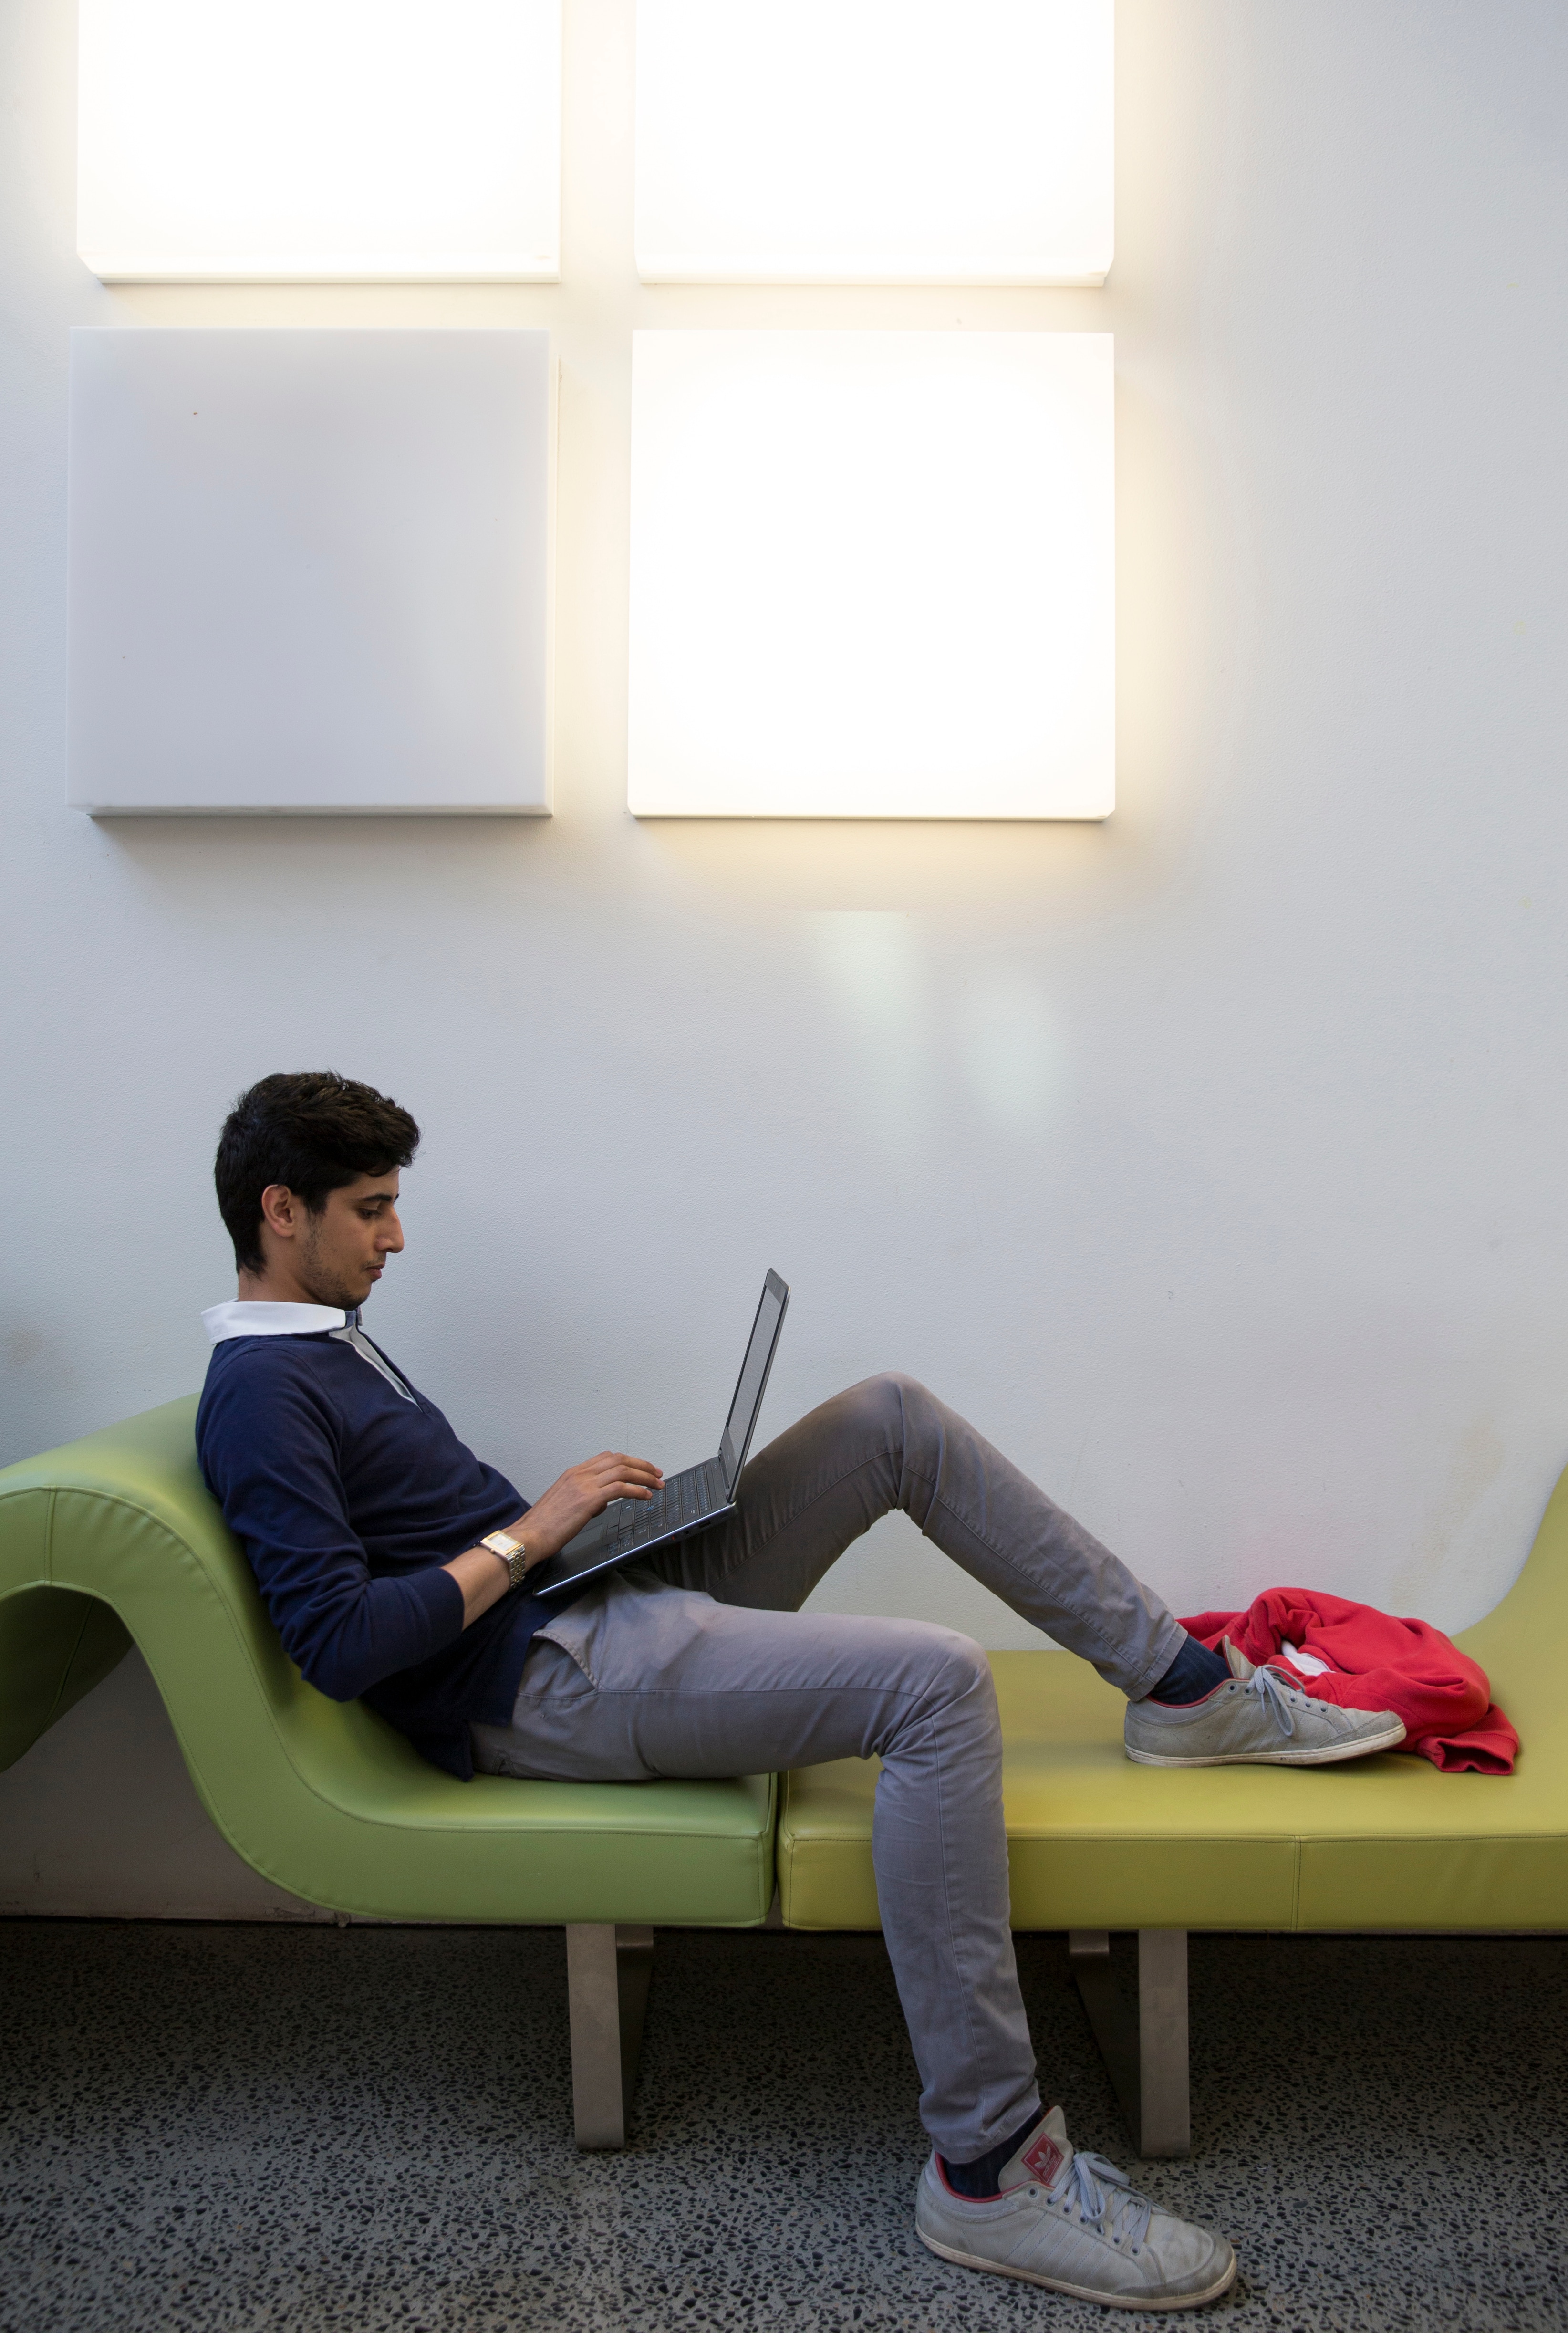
top-left (1178, 1589), bottom-right (1519, 1775)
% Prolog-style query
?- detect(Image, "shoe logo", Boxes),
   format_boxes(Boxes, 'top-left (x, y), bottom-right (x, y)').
top-left (1020, 2128), bottom-right (1066, 2188)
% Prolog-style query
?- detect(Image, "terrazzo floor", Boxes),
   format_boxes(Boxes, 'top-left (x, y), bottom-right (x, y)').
top-left (2, 1921), bottom-right (1564, 2333)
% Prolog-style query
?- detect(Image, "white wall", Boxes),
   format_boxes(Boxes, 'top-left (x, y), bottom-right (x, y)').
top-left (3, 0), bottom-right (1568, 1912)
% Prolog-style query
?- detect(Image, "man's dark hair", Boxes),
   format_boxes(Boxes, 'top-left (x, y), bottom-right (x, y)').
top-left (215, 1073), bottom-right (420, 1274)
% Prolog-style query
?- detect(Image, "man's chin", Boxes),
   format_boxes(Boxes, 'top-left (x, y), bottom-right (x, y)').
top-left (304, 1281), bottom-right (373, 1313)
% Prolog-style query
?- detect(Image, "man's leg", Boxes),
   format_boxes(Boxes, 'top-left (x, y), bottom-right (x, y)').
top-left (472, 1572), bottom-right (1038, 2162)
top-left (655, 1373), bottom-right (1397, 1771)
top-left (474, 1570), bottom-right (1236, 2309)
top-left (652, 1371), bottom-right (1185, 1696)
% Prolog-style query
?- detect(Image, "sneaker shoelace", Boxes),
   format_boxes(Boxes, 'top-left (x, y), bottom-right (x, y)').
top-left (1048, 2152), bottom-right (1154, 2253)
top-left (1244, 1660), bottom-right (1312, 1738)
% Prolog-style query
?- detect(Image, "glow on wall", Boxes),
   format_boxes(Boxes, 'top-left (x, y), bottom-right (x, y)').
top-left (635, 0), bottom-right (1114, 285)
top-left (67, 330), bottom-right (555, 814)
top-left (77, 0), bottom-right (561, 281)
top-left (627, 331), bottom-right (1114, 821)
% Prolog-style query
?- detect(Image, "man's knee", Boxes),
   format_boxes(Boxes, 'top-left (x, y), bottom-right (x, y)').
top-left (833, 1369), bottom-right (933, 1446)
top-left (871, 1624), bottom-right (999, 1772)
top-left (902, 1620), bottom-right (995, 1713)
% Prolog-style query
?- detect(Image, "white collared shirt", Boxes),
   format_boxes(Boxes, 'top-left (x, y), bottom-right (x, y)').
top-left (201, 1298), bottom-right (414, 1401)
top-left (202, 1300), bottom-right (351, 1344)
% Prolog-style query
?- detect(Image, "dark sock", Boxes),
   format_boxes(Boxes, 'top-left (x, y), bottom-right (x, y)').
top-left (1147, 1633), bottom-right (1230, 1705)
top-left (940, 2105), bottom-right (1047, 2198)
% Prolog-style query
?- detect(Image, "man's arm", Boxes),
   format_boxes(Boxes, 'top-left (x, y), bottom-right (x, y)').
top-left (200, 1356), bottom-right (665, 1685)
top-left (200, 1365), bottom-right (485, 1700)
top-left (446, 1449), bottom-right (665, 1622)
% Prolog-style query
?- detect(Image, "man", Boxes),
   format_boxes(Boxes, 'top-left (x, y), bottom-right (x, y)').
top-left (198, 1072), bottom-right (1404, 2313)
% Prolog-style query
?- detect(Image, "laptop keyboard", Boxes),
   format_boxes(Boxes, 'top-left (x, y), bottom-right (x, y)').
top-left (608, 1458), bottom-right (726, 1552)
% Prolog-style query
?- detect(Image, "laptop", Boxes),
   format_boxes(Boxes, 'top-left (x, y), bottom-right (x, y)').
top-left (528, 1269), bottom-right (790, 1601)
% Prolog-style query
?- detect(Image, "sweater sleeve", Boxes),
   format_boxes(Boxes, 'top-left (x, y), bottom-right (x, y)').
top-left (198, 1360), bottom-right (467, 1701)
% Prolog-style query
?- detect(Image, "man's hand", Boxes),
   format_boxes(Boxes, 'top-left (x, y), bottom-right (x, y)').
top-left (509, 1452), bottom-right (664, 1567)
top-left (443, 1452), bottom-right (664, 1626)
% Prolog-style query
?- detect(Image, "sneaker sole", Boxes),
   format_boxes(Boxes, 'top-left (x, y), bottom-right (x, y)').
top-left (1124, 1718), bottom-right (1406, 1768)
top-left (917, 2225), bottom-right (1239, 2311)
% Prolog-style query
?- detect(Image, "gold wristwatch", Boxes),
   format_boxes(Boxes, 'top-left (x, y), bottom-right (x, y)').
top-left (480, 1529), bottom-right (531, 1589)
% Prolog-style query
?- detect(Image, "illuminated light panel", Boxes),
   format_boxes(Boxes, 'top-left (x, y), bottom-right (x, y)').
top-left (67, 329), bottom-right (555, 814)
top-left (77, 0), bottom-right (561, 282)
top-left (635, 0), bottom-right (1113, 285)
top-left (627, 331), bottom-right (1114, 821)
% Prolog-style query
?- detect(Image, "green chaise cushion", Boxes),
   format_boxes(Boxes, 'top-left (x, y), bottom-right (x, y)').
top-left (779, 1467), bottom-right (1568, 1936)
top-left (0, 1400), bottom-right (775, 1927)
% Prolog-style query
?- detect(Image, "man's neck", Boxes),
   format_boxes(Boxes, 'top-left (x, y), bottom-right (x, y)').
top-left (236, 1271), bottom-right (336, 1308)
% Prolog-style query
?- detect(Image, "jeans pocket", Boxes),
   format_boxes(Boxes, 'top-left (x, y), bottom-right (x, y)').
top-left (521, 1627), bottom-right (599, 1697)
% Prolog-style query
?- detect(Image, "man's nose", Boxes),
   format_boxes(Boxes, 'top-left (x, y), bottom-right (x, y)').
top-left (381, 1212), bottom-right (405, 1252)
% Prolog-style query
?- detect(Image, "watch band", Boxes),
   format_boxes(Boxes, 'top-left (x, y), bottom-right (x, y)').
top-left (479, 1529), bottom-right (530, 1590)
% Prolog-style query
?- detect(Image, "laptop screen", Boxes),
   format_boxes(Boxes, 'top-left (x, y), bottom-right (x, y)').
top-left (719, 1270), bottom-right (789, 1491)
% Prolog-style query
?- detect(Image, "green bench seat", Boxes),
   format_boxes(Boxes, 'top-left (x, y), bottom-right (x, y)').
top-left (778, 1460), bottom-right (1568, 2152)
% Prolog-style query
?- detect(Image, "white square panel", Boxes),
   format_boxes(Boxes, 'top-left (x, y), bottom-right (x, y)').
top-left (635, 0), bottom-right (1113, 285)
top-left (78, 0), bottom-right (561, 281)
top-left (67, 330), bottom-right (555, 815)
top-left (627, 332), bottom-right (1114, 820)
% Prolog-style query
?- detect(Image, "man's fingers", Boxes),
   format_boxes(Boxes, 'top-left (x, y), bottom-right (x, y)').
top-left (532, 1454), bottom-right (664, 1531)
top-left (596, 1468), bottom-right (661, 1501)
top-left (583, 1452), bottom-right (663, 1487)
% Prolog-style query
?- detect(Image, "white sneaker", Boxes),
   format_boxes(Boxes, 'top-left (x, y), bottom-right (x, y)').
top-left (916, 2108), bottom-right (1236, 2310)
top-left (1124, 1638), bottom-right (1406, 1767)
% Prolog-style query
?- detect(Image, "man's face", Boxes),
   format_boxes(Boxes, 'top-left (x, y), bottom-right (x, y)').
top-left (291, 1172), bottom-right (405, 1309)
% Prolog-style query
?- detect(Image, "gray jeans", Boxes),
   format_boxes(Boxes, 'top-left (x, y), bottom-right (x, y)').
top-left (470, 1372), bottom-right (1182, 2162)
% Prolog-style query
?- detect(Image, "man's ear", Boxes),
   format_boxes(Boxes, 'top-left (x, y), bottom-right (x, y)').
top-left (258, 1184), bottom-right (301, 1243)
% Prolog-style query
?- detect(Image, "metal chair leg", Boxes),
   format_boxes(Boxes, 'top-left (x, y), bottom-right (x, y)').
top-left (1067, 1928), bottom-right (1190, 2158)
top-left (565, 1923), bottom-right (654, 2149)
top-left (1135, 1927), bottom-right (1190, 2156)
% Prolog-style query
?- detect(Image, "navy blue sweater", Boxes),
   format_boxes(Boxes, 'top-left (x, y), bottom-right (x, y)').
top-left (197, 1328), bottom-right (573, 1780)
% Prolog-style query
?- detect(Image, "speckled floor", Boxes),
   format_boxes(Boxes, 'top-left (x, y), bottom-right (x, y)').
top-left (1, 1922), bottom-right (1564, 2333)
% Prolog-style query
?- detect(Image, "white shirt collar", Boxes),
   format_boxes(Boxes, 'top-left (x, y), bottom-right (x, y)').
top-left (202, 1300), bottom-right (353, 1345)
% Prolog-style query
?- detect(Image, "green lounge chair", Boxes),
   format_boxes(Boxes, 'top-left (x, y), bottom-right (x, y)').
top-left (0, 1397), bottom-right (775, 2148)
